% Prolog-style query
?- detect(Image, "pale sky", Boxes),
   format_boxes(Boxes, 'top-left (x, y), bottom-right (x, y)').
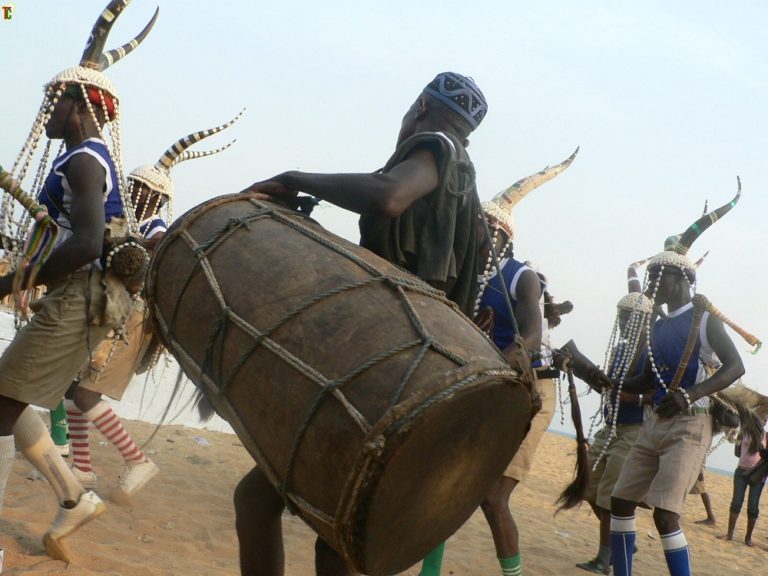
top-left (2, 1), bottom-right (768, 471)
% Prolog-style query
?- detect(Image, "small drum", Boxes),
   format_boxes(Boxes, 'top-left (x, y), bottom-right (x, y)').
top-left (146, 194), bottom-right (532, 575)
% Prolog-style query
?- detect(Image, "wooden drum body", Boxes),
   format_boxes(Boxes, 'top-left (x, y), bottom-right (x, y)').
top-left (146, 194), bottom-right (532, 575)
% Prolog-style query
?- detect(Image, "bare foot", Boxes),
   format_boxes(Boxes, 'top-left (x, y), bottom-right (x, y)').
top-left (745, 538), bottom-right (755, 547)
top-left (695, 518), bottom-right (717, 526)
top-left (716, 534), bottom-right (733, 541)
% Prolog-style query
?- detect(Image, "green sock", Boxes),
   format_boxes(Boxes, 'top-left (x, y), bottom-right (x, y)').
top-left (49, 400), bottom-right (68, 447)
top-left (500, 554), bottom-right (521, 576)
top-left (418, 542), bottom-right (445, 576)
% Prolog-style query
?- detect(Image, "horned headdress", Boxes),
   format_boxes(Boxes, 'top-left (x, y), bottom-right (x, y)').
top-left (482, 147), bottom-right (579, 239)
top-left (0, 0), bottom-right (159, 273)
top-left (474, 148), bottom-right (579, 319)
top-left (589, 291), bottom-right (654, 469)
top-left (128, 109), bottom-right (244, 226)
top-left (650, 177), bottom-right (742, 274)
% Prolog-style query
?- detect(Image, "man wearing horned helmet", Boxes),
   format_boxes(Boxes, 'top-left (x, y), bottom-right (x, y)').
top-left (576, 283), bottom-right (653, 575)
top-left (467, 150), bottom-right (577, 576)
top-left (239, 71), bottom-right (488, 576)
top-left (609, 185), bottom-right (748, 576)
top-left (64, 111), bottom-right (242, 502)
top-left (418, 151), bottom-right (578, 576)
top-left (0, 0), bottom-right (157, 564)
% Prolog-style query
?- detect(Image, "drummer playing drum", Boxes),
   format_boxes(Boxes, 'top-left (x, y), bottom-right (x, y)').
top-left (240, 72), bottom-right (488, 576)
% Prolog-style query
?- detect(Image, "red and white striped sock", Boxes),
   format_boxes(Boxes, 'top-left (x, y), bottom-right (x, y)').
top-left (85, 401), bottom-right (147, 466)
top-left (65, 399), bottom-right (92, 473)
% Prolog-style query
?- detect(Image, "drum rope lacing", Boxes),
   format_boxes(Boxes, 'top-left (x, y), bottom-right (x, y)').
top-left (156, 198), bottom-right (513, 510)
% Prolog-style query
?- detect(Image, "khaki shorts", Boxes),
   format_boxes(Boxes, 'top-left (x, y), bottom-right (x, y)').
top-left (611, 409), bottom-right (712, 515)
top-left (585, 423), bottom-right (641, 510)
top-left (0, 271), bottom-right (113, 410)
top-left (79, 305), bottom-right (152, 400)
top-left (689, 470), bottom-right (706, 495)
top-left (504, 378), bottom-right (556, 482)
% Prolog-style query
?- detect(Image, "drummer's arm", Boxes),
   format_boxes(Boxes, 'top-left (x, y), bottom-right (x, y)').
top-left (242, 147), bottom-right (439, 217)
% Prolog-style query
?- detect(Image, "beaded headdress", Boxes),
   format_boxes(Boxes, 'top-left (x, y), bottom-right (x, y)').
top-left (0, 0), bottom-right (159, 260)
top-left (473, 149), bottom-right (578, 320)
top-left (482, 147), bottom-right (579, 239)
top-left (589, 290), bottom-right (654, 470)
top-left (129, 109), bottom-right (244, 224)
top-left (424, 72), bottom-right (488, 131)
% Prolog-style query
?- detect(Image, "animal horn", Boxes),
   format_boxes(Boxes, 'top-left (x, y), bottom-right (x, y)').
top-left (80, 0), bottom-right (133, 69)
top-left (156, 109), bottom-right (245, 170)
top-left (693, 250), bottom-right (710, 270)
top-left (676, 177), bottom-right (741, 254)
top-left (172, 140), bottom-right (237, 168)
top-left (490, 147), bottom-right (579, 210)
top-left (99, 7), bottom-right (159, 70)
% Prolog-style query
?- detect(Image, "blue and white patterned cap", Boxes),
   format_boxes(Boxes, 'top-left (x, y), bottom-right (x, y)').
top-left (424, 72), bottom-right (488, 130)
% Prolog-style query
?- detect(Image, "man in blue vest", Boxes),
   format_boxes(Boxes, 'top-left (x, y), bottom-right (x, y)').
top-left (609, 190), bottom-right (746, 576)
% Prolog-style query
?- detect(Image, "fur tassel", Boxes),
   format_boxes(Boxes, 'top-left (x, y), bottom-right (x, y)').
top-left (556, 368), bottom-right (590, 513)
top-left (195, 389), bottom-right (217, 422)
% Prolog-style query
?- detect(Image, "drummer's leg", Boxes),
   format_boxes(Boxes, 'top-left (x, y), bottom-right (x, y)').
top-left (481, 476), bottom-right (520, 556)
top-left (235, 466), bottom-right (285, 576)
top-left (315, 537), bottom-right (357, 576)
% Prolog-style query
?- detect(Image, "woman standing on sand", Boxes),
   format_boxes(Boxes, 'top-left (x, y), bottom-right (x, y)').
top-left (718, 414), bottom-right (767, 547)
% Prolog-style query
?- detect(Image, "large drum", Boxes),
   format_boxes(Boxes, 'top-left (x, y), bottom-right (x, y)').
top-left (146, 194), bottom-right (532, 575)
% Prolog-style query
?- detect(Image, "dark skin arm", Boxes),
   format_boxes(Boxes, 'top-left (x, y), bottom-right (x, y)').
top-left (657, 315), bottom-right (745, 418)
top-left (500, 269), bottom-right (542, 366)
top-left (618, 358), bottom-right (655, 394)
top-left (0, 154), bottom-right (106, 297)
top-left (241, 147), bottom-right (440, 218)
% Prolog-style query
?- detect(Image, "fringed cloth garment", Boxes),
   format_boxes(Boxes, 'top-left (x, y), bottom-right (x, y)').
top-left (359, 131), bottom-right (481, 316)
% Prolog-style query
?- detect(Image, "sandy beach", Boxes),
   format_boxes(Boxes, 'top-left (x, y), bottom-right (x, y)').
top-left (0, 423), bottom-right (759, 575)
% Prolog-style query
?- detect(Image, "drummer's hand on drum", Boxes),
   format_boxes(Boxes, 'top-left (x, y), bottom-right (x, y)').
top-left (241, 174), bottom-right (299, 202)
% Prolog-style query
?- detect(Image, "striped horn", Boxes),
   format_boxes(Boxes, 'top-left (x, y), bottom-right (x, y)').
top-left (99, 7), bottom-right (159, 70)
top-left (156, 109), bottom-right (245, 170)
top-left (675, 176), bottom-right (742, 255)
top-left (490, 146), bottom-right (579, 210)
top-left (172, 140), bottom-right (238, 168)
top-left (80, 1), bottom-right (132, 69)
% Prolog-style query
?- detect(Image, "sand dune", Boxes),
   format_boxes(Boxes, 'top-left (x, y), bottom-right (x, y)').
top-left (0, 424), bottom-right (757, 575)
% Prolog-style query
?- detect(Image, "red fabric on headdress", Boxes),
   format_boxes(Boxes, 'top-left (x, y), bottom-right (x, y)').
top-left (85, 86), bottom-right (116, 119)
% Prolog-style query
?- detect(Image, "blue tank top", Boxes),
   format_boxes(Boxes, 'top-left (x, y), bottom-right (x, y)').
top-left (139, 216), bottom-right (168, 239)
top-left (650, 305), bottom-right (702, 405)
top-left (36, 138), bottom-right (123, 268)
top-left (605, 346), bottom-right (646, 425)
top-left (478, 258), bottom-right (529, 351)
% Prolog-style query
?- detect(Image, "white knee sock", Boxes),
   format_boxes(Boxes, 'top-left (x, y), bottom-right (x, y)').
top-left (0, 434), bottom-right (15, 517)
top-left (14, 407), bottom-right (83, 503)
